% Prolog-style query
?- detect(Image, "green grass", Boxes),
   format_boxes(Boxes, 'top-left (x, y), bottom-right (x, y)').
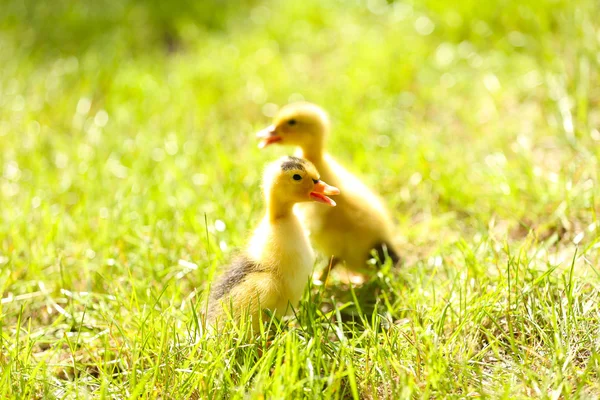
top-left (1, 0), bottom-right (600, 398)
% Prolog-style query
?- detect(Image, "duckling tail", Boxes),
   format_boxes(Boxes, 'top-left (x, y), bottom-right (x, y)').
top-left (372, 242), bottom-right (401, 268)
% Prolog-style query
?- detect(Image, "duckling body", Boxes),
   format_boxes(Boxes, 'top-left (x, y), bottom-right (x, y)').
top-left (298, 154), bottom-right (396, 272)
top-left (208, 218), bottom-right (313, 328)
top-left (257, 103), bottom-right (400, 273)
top-left (207, 156), bottom-right (339, 330)
top-left (246, 215), bottom-right (316, 309)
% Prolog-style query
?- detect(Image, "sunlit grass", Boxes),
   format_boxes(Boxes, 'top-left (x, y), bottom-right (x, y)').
top-left (1, 0), bottom-right (599, 398)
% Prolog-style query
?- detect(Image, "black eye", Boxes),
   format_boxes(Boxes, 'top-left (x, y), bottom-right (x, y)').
top-left (293, 174), bottom-right (302, 181)
top-left (288, 119), bottom-right (297, 126)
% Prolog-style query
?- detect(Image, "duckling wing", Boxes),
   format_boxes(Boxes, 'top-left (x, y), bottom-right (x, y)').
top-left (208, 256), bottom-right (282, 325)
top-left (209, 255), bottom-right (262, 303)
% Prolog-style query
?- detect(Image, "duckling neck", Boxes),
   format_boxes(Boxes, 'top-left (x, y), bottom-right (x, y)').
top-left (299, 142), bottom-right (325, 163)
top-left (266, 196), bottom-right (295, 222)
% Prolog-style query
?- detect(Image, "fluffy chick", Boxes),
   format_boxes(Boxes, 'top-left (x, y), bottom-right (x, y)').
top-left (207, 156), bottom-right (339, 330)
top-left (257, 102), bottom-right (400, 274)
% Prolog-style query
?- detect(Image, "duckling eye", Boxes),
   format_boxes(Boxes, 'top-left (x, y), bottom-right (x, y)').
top-left (292, 174), bottom-right (302, 181)
top-left (287, 119), bottom-right (297, 126)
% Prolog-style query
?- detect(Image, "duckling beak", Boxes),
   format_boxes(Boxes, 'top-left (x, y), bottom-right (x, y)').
top-left (256, 125), bottom-right (282, 148)
top-left (310, 180), bottom-right (340, 207)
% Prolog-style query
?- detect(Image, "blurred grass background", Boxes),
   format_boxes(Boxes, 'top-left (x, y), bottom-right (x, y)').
top-left (1, 0), bottom-right (600, 398)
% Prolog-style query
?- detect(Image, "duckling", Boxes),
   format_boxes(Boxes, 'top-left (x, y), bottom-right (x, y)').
top-left (207, 156), bottom-right (339, 330)
top-left (257, 102), bottom-right (400, 274)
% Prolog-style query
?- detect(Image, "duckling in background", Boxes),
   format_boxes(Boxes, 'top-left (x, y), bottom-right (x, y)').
top-left (207, 156), bottom-right (339, 330)
top-left (257, 102), bottom-right (401, 275)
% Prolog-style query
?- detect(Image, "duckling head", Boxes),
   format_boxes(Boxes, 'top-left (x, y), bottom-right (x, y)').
top-left (264, 156), bottom-right (339, 212)
top-left (257, 103), bottom-right (329, 156)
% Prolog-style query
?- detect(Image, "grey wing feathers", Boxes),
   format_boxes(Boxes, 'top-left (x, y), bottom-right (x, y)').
top-left (207, 255), bottom-right (263, 318)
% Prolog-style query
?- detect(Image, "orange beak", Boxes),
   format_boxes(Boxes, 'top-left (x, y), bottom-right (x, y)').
top-left (256, 125), bottom-right (282, 148)
top-left (310, 180), bottom-right (340, 207)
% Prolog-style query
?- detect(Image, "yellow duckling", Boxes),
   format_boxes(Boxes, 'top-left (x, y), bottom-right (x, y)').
top-left (257, 102), bottom-right (400, 274)
top-left (207, 156), bottom-right (339, 330)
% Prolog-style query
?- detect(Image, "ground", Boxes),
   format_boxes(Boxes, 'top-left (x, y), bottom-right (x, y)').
top-left (1, 0), bottom-right (600, 398)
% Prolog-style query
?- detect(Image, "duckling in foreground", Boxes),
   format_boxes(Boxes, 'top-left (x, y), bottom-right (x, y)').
top-left (257, 102), bottom-right (400, 274)
top-left (207, 156), bottom-right (340, 330)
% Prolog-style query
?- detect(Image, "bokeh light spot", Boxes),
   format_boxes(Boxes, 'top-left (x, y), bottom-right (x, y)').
top-left (415, 16), bottom-right (435, 36)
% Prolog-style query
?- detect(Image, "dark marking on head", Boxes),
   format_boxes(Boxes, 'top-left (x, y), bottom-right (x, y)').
top-left (281, 156), bottom-right (306, 172)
